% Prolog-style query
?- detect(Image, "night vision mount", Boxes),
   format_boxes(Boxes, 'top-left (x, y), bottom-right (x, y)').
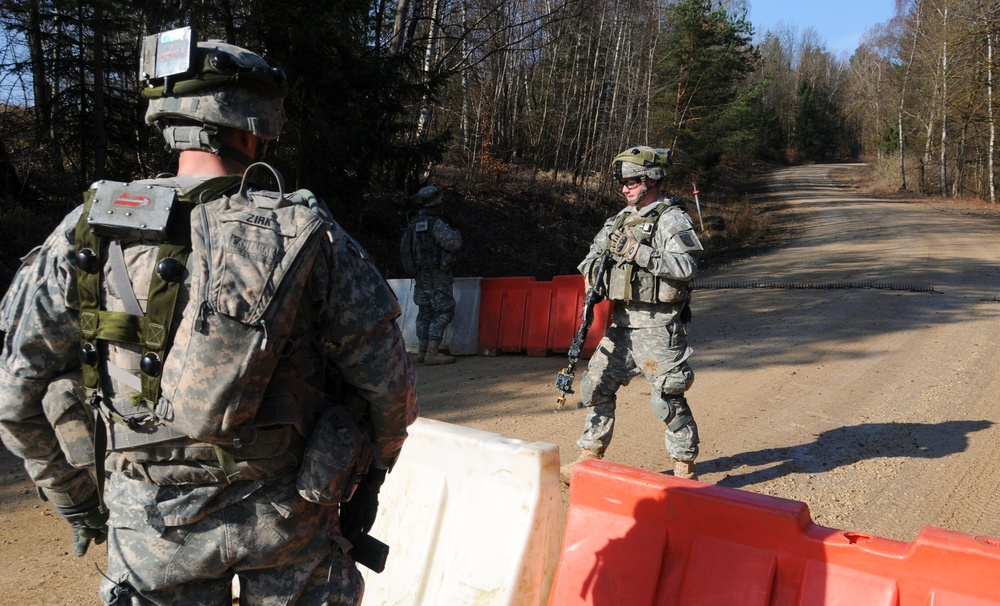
top-left (139, 26), bottom-right (197, 96)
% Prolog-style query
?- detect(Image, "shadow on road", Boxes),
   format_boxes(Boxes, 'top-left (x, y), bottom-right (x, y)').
top-left (704, 420), bottom-right (993, 489)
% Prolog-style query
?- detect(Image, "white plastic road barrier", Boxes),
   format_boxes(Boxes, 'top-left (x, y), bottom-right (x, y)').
top-left (360, 418), bottom-right (563, 606)
top-left (388, 277), bottom-right (481, 356)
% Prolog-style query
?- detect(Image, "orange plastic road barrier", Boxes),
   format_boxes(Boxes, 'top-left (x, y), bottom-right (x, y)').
top-left (478, 277), bottom-right (536, 356)
top-left (549, 460), bottom-right (1000, 606)
top-left (546, 275), bottom-right (611, 359)
top-left (525, 279), bottom-right (558, 356)
top-left (478, 275), bottom-right (612, 357)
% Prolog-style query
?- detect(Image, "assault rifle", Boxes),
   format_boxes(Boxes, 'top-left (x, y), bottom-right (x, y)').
top-left (555, 253), bottom-right (612, 410)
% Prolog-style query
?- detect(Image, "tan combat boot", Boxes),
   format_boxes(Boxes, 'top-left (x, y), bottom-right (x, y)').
top-left (560, 449), bottom-right (602, 484)
top-left (673, 459), bottom-right (698, 481)
top-left (423, 340), bottom-right (455, 365)
top-left (414, 340), bottom-right (428, 364)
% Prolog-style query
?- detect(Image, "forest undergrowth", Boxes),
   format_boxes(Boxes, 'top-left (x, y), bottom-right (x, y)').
top-left (352, 161), bottom-right (783, 283)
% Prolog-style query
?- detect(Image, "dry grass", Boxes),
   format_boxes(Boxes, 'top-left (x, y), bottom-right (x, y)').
top-left (845, 157), bottom-right (1000, 226)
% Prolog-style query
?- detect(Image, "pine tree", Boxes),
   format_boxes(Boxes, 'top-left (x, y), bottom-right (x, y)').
top-left (655, 0), bottom-right (759, 174)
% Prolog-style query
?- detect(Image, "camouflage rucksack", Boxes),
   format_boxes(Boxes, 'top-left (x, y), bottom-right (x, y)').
top-left (75, 164), bottom-right (332, 456)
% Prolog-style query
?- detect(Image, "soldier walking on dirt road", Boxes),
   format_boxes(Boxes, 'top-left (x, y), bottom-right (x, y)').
top-left (560, 146), bottom-right (703, 483)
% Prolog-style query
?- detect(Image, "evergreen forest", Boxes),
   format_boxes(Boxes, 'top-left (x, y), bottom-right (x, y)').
top-left (1, 0), bottom-right (998, 289)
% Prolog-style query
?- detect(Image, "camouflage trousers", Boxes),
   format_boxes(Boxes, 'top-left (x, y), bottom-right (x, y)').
top-left (576, 322), bottom-right (699, 462)
top-left (413, 268), bottom-right (456, 342)
top-left (99, 472), bottom-right (362, 606)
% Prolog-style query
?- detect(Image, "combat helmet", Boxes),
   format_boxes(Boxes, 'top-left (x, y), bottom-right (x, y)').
top-left (414, 185), bottom-right (443, 207)
top-left (611, 146), bottom-right (672, 182)
top-left (140, 27), bottom-right (288, 159)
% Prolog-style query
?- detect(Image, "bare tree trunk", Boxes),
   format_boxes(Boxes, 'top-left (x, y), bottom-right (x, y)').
top-left (461, 66), bottom-right (470, 162)
top-left (76, 2), bottom-right (88, 185)
top-left (939, 4), bottom-right (948, 197)
top-left (220, 0), bottom-right (237, 44)
top-left (530, 17), bottom-right (564, 172)
top-left (572, 9), bottom-right (608, 184)
top-left (922, 118), bottom-right (935, 192)
top-left (389, 0), bottom-right (412, 55)
top-left (414, 0), bottom-right (441, 141)
top-left (583, 9), bottom-right (617, 183)
top-left (989, 30), bottom-right (996, 203)
top-left (404, 0), bottom-right (424, 53)
top-left (642, 10), bottom-right (664, 141)
top-left (953, 119), bottom-right (967, 196)
top-left (898, 0), bottom-right (922, 190)
top-left (92, 0), bottom-right (107, 182)
top-left (25, 0), bottom-right (61, 173)
top-left (372, 0), bottom-right (386, 47)
top-left (552, 31), bottom-right (584, 181)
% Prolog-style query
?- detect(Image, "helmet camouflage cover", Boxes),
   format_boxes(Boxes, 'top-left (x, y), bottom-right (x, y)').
top-left (143, 33), bottom-right (288, 141)
top-left (611, 146), bottom-right (672, 181)
top-left (414, 186), bottom-right (443, 207)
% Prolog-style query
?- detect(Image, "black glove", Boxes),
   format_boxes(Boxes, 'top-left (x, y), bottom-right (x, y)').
top-left (54, 491), bottom-right (108, 557)
top-left (340, 467), bottom-right (387, 541)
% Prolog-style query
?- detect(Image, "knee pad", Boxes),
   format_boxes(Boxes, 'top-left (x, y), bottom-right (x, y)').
top-left (649, 393), bottom-right (673, 422)
top-left (580, 373), bottom-right (596, 405)
top-left (580, 373), bottom-right (617, 409)
top-left (650, 394), bottom-right (693, 431)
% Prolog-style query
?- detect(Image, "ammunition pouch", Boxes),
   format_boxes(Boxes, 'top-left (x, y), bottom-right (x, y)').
top-left (41, 372), bottom-right (96, 469)
top-left (296, 404), bottom-right (374, 505)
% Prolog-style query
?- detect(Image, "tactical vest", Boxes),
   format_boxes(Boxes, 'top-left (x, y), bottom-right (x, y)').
top-left (74, 168), bottom-right (332, 481)
top-left (605, 200), bottom-right (694, 304)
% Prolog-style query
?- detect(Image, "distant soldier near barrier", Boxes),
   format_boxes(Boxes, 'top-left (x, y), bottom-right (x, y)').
top-left (0, 27), bottom-right (416, 605)
top-left (560, 146), bottom-right (703, 483)
top-left (400, 185), bottom-right (463, 365)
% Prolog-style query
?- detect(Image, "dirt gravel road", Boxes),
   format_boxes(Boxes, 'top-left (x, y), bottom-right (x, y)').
top-left (416, 163), bottom-right (1000, 546)
top-left (4, 163), bottom-right (1000, 603)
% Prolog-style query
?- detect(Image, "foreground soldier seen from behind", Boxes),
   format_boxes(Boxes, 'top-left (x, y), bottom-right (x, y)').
top-left (0, 28), bottom-right (416, 605)
top-left (560, 146), bottom-right (703, 483)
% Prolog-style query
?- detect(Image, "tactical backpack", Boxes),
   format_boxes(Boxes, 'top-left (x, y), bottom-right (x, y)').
top-left (400, 210), bottom-right (457, 275)
top-left (74, 164), bottom-right (338, 478)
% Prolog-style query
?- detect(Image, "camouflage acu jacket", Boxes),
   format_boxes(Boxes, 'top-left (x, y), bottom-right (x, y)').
top-left (579, 195), bottom-right (702, 328)
top-left (0, 175), bottom-right (417, 511)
